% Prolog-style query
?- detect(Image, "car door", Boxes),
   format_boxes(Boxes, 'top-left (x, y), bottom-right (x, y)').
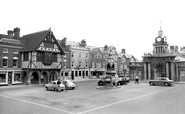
top-left (52, 82), bottom-right (57, 90)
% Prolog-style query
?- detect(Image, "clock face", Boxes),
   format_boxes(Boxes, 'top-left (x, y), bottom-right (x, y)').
top-left (157, 37), bottom-right (161, 42)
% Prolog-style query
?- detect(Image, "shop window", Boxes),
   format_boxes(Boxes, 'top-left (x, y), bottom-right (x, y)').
top-left (3, 58), bottom-right (8, 67)
top-left (75, 71), bottom-right (78, 77)
top-left (79, 71), bottom-right (81, 76)
top-left (14, 73), bottom-right (21, 82)
top-left (0, 74), bottom-right (6, 83)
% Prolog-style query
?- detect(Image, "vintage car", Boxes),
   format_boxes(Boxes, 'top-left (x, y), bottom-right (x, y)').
top-left (45, 80), bottom-right (65, 91)
top-left (97, 76), bottom-right (128, 86)
top-left (149, 77), bottom-right (174, 86)
top-left (63, 79), bottom-right (76, 90)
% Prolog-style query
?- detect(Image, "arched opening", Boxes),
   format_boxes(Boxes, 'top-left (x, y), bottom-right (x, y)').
top-left (50, 71), bottom-right (57, 81)
top-left (155, 63), bottom-right (165, 78)
top-left (41, 72), bottom-right (48, 84)
top-left (31, 72), bottom-right (39, 84)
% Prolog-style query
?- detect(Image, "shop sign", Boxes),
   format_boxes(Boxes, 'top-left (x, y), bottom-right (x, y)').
top-left (37, 46), bottom-right (60, 52)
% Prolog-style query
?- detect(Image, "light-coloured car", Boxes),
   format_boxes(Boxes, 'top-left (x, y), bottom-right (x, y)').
top-left (45, 80), bottom-right (65, 91)
top-left (63, 79), bottom-right (76, 90)
top-left (149, 77), bottom-right (174, 86)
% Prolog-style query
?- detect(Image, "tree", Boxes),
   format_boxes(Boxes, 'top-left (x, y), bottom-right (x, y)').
top-left (79, 39), bottom-right (87, 47)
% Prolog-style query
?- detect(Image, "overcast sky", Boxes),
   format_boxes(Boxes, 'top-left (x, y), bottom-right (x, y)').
top-left (1, 0), bottom-right (185, 60)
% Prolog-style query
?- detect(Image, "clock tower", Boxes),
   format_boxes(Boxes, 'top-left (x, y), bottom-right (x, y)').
top-left (153, 27), bottom-right (168, 54)
top-left (142, 27), bottom-right (176, 81)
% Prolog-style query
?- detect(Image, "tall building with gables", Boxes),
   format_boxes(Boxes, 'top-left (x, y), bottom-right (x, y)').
top-left (21, 29), bottom-right (65, 84)
top-left (0, 27), bottom-right (24, 85)
top-left (89, 47), bottom-right (106, 78)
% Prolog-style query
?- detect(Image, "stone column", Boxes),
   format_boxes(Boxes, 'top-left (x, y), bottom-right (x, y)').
top-left (148, 63), bottom-right (151, 80)
top-left (154, 69), bottom-right (156, 79)
top-left (144, 63), bottom-right (147, 80)
top-left (171, 62), bottom-right (175, 80)
top-left (166, 62), bottom-right (169, 79)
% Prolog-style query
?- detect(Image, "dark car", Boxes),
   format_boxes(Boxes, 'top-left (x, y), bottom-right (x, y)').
top-left (97, 76), bottom-right (127, 86)
top-left (149, 77), bottom-right (174, 86)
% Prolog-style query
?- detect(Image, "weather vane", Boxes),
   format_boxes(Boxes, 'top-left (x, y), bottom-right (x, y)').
top-left (159, 21), bottom-right (161, 30)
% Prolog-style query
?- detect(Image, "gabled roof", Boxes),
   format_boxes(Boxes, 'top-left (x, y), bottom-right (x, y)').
top-left (126, 54), bottom-right (135, 60)
top-left (21, 30), bottom-right (49, 52)
top-left (21, 29), bottom-right (64, 54)
top-left (118, 53), bottom-right (127, 58)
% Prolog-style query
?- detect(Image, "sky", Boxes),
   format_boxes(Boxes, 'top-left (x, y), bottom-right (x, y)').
top-left (1, 0), bottom-right (185, 60)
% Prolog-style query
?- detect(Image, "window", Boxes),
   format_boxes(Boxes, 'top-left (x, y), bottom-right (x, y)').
top-left (71, 52), bottom-right (74, 57)
top-left (79, 61), bottom-right (82, 67)
top-left (3, 58), bottom-right (8, 67)
top-left (86, 71), bottom-right (88, 76)
top-left (0, 74), bottom-right (6, 83)
top-left (75, 71), bottom-right (78, 77)
top-left (71, 61), bottom-right (74, 67)
top-left (86, 62), bottom-right (88, 68)
top-left (86, 53), bottom-right (88, 58)
top-left (37, 52), bottom-right (57, 65)
top-left (92, 62), bottom-right (95, 68)
top-left (13, 50), bottom-right (18, 54)
top-left (14, 73), bottom-right (21, 82)
top-left (3, 48), bottom-right (8, 53)
top-left (13, 59), bottom-right (18, 67)
top-left (92, 54), bottom-right (95, 58)
top-left (23, 52), bottom-right (29, 61)
top-left (79, 71), bottom-right (81, 76)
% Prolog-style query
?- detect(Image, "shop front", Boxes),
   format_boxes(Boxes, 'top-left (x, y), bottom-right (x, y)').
top-left (0, 69), bottom-right (22, 85)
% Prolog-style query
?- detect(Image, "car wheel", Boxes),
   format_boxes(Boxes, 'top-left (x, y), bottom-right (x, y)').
top-left (164, 82), bottom-right (168, 86)
top-left (149, 82), bottom-right (154, 86)
top-left (45, 87), bottom-right (49, 91)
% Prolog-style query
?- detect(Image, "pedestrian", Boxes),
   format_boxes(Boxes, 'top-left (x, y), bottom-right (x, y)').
top-left (57, 79), bottom-right (61, 92)
top-left (135, 75), bottom-right (139, 84)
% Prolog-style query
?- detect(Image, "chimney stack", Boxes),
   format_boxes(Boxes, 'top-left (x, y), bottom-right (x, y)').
top-left (14, 27), bottom-right (20, 38)
top-left (7, 30), bottom-right (14, 38)
top-left (121, 48), bottom-right (126, 54)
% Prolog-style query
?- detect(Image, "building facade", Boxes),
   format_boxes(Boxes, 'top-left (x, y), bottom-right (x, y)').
top-left (21, 29), bottom-right (65, 85)
top-left (0, 27), bottom-right (23, 85)
top-left (66, 41), bottom-right (90, 80)
top-left (142, 28), bottom-right (182, 81)
top-left (89, 48), bottom-right (106, 78)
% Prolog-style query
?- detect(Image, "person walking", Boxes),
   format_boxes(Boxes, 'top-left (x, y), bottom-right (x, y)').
top-left (57, 79), bottom-right (61, 92)
top-left (135, 75), bottom-right (139, 84)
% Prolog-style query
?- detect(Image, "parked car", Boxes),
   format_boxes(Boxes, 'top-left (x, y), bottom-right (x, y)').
top-left (149, 77), bottom-right (174, 86)
top-left (45, 80), bottom-right (65, 91)
top-left (63, 79), bottom-right (76, 90)
top-left (97, 76), bottom-right (127, 86)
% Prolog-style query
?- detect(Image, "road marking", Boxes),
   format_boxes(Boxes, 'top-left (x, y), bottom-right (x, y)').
top-left (0, 94), bottom-right (75, 114)
top-left (77, 87), bottom-right (174, 114)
